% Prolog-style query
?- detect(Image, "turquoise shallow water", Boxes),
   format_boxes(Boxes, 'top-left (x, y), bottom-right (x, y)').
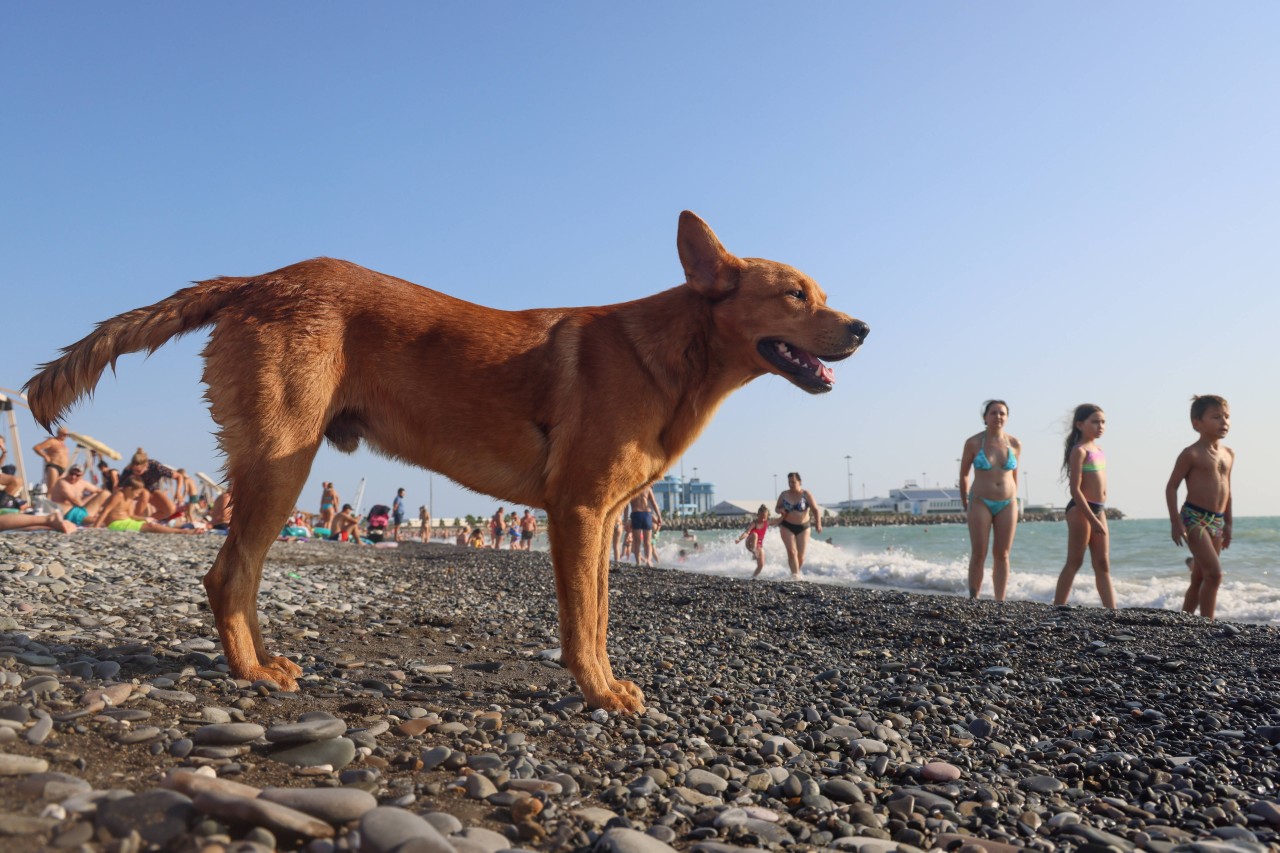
top-left (649, 516), bottom-right (1280, 624)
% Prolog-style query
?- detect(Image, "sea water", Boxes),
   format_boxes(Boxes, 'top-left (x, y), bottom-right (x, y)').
top-left (648, 516), bottom-right (1280, 625)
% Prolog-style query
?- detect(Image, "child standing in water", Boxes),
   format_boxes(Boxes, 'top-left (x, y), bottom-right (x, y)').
top-left (1053, 404), bottom-right (1117, 609)
top-left (735, 505), bottom-right (773, 578)
top-left (1166, 394), bottom-right (1234, 619)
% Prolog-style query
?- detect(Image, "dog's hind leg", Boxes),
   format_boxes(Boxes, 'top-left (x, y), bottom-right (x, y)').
top-left (200, 337), bottom-right (330, 690)
top-left (546, 506), bottom-right (642, 712)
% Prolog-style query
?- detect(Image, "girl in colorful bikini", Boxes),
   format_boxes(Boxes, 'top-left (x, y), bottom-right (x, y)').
top-left (959, 399), bottom-right (1021, 601)
top-left (775, 472), bottom-right (822, 579)
top-left (735, 504), bottom-right (774, 578)
top-left (1053, 404), bottom-right (1117, 609)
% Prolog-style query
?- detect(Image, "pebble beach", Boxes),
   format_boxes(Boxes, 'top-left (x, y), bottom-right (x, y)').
top-left (3, 532), bottom-right (1280, 853)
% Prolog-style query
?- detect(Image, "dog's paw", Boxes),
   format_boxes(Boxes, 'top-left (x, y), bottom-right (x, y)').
top-left (240, 657), bottom-right (302, 692)
top-left (587, 682), bottom-right (645, 714)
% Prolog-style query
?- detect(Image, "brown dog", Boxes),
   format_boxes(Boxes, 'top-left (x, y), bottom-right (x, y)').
top-left (26, 212), bottom-right (868, 712)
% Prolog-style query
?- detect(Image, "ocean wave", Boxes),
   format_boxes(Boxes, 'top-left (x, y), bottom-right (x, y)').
top-left (653, 534), bottom-right (1280, 625)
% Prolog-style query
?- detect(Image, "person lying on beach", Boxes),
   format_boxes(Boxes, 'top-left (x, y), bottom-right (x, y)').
top-left (0, 512), bottom-right (76, 534)
top-left (93, 477), bottom-right (203, 534)
top-left (735, 504), bottom-right (774, 579)
top-left (50, 466), bottom-right (111, 527)
top-left (1166, 394), bottom-right (1234, 620)
top-left (0, 464), bottom-right (25, 510)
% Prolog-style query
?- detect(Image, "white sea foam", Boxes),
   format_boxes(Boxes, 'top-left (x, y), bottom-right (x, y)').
top-left (651, 527), bottom-right (1280, 625)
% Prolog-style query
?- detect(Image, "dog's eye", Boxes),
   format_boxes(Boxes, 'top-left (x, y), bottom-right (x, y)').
top-left (787, 289), bottom-right (806, 301)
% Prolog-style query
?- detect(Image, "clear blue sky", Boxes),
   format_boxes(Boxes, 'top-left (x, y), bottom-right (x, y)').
top-left (3, 3), bottom-right (1276, 520)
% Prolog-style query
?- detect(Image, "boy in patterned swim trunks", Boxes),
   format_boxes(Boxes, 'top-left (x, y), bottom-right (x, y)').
top-left (1165, 395), bottom-right (1234, 620)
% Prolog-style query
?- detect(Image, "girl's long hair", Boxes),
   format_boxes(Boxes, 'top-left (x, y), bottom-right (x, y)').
top-left (1062, 404), bottom-right (1103, 476)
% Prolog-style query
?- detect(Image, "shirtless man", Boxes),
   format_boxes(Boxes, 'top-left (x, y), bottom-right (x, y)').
top-left (33, 428), bottom-right (71, 494)
top-left (0, 464), bottom-right (25, 510)
top-left (51, 466), bottom-right (111, 526)
top-left (330, 504), bottom-right (362, 543)
top-left (628, 485), bottom-right (662, 567)
top-left (210, 490), bottom-right (233, 530)
top-left (94, 477), bottom-right (202, 534)
top-left (519, 509), bottom-right (538, 551)
top-left (490, 506), bottom-right (507, 549)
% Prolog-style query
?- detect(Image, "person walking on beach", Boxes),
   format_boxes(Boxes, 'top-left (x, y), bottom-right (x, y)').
top-left (736, 504), bottom-right (774, 578)
top-left (775, 472), bottom-right (821, 578)
top-left (33, 427), bottom-right (71, 494)
top-left (318, 482), bottom-right (338, 530)
top-left (628, 485), bottom-right (661, 567)
top-left (1053, 404), bottom-right (1116, 609)
top-left (1166, 394), bottom-right (1234, 620)
top-left (959, 400), bottom-right (1021, 601)
top-left (391, 488), bottom-right (406, 541)
top-left (520, 509), bottom-right (538, 550)
top-left (418, 505), bottom-right (432, 542)
top-left (490, 506), bottom-right (507, 549)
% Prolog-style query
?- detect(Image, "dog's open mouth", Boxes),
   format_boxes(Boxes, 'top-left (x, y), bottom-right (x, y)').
top-left (759, 339), bottom-right (844, 394)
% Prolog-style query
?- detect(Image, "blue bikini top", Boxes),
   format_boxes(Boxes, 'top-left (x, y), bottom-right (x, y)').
top-left (974, 438), bottom-right (1017, 471)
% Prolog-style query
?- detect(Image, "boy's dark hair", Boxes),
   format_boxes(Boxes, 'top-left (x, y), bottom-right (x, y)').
top-left (1191, 395), bottom-right (1228, 421)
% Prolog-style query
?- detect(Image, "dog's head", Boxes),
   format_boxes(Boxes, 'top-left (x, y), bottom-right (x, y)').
top-left (678, 211), bottom-right (868, 394)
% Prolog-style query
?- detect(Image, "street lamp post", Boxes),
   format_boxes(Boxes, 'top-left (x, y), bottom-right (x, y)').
top-left (844, 455), bottom-right (852, 511)
top-left (772, 473), bottom-right (778, 497)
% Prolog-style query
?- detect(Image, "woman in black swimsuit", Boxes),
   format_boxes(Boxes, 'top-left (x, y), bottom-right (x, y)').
top-left (775, 472), bottom-right (822, 578)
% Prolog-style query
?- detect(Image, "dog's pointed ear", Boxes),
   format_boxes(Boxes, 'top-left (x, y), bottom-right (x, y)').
top-left (678, 211), bottom-right (743, 298)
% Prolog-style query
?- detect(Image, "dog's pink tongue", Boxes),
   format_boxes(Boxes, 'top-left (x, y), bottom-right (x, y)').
top-left (819, 364), bottom-right (835, 385)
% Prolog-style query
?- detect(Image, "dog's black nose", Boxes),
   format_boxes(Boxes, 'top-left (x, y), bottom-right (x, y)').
top-left (849, 320), bottom-right (870, 342)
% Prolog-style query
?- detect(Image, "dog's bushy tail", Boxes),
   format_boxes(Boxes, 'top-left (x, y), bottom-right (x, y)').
top-left (25, 278), bottom-right (247, 430)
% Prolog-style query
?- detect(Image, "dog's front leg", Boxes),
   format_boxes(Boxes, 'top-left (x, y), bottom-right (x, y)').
top-left (595, 507), bottom-right (645, 710)
top-left (547, 506), bottom-right (643, 712)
